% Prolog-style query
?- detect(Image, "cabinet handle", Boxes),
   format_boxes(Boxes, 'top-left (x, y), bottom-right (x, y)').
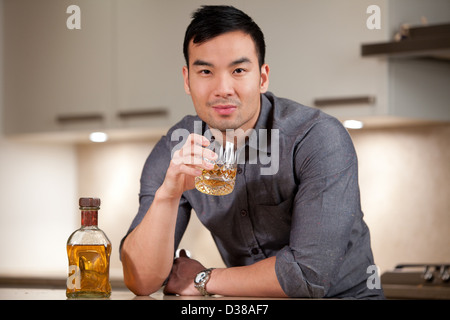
top-left (314, 96), bottom-right (375, 107)
top-left (117, 108), bottom-right (168, 119)
top-left (56, 113), bottom-right (104, 123)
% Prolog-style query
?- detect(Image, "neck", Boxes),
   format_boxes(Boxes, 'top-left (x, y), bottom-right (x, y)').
top-left (81, 210), bottom-right (98, 227)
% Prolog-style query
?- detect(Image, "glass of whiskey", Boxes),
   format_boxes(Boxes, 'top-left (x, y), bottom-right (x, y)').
top-left (195, 140), bottom-right (237, 196)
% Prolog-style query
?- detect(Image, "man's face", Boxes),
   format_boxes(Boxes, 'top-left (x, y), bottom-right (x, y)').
top-left (182, 31), bottom-right (269, 133)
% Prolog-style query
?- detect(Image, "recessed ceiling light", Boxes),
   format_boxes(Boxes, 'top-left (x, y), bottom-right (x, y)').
top-left (343, 120), bottom-right (364, 129)
top-left (89, 132), bottom-right (108, 143)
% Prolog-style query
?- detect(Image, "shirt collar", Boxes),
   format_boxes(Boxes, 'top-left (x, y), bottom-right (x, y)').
top-left (253, 92), bottom-right (272, 131)
top-left (251, 93), bottom-right (273, 154)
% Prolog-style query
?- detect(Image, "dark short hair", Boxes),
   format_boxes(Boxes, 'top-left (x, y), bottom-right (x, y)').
top-left (183, 5), bottom-right (266, 68)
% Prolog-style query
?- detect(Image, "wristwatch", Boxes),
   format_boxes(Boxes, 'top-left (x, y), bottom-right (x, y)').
top-left (194, 268), bottom-right (215, 296)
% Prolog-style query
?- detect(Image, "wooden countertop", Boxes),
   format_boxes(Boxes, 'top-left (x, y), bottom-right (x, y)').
top-left (0, 287), bottom-right (296, 300)
top-left (0, 287), bottom-right (180, 300)
top-left (0, 276), bottom-right (294, 300)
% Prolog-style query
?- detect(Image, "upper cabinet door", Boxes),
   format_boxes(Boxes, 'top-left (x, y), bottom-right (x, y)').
top-left (4, 0), bottom-right (113, 135)
top-left (113, 0), bottom-right (194, 130)
top-left (242, 0), bottom-right (389, 121)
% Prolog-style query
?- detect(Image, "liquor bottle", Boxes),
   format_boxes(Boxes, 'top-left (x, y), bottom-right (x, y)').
top-left (66, 197), bottom-right (111, 298)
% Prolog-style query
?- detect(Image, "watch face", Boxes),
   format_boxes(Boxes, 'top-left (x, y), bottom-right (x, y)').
top-left (195, 272), bottom-right (206, 283)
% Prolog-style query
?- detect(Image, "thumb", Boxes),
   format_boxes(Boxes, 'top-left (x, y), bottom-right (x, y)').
top-left (176, 248), bottom-right (191, 258)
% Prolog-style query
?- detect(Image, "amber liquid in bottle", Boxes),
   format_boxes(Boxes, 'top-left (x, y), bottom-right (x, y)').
top-left (66, 198), bottom-right (111, 298)
top-left (66, 244), bottom-right (112, 298)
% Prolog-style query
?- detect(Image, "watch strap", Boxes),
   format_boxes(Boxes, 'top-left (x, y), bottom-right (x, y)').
top-left (194, 268), bottom-right (215, 296)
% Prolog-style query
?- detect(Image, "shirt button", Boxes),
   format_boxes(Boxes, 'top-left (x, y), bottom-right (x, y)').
top-left (251, 248), bottom-right (259, 255)
top-left (240, 209), bottom-right (247, 217)
top-left (237, 167), bottom-right (243, 174)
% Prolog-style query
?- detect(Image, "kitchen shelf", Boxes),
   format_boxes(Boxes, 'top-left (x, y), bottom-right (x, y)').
top-left (361, 23), bottom-right (450, 60)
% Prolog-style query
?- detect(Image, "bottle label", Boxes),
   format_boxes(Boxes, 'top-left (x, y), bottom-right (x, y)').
top-left (66, 244), bottom-right (111, 297)
top-left (81, 210), bottom-right (98, 226)
top-left (67, 265), bottom-right (81, 289)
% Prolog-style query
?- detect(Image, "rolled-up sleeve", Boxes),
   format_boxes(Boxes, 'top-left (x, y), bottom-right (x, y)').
top-left (275, 118), bottom-right (371, 298)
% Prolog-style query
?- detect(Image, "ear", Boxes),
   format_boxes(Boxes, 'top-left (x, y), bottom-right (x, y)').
top-left (259, 64), bottom-right (270, 93)
top-left (182, 66), bottom-right (191, 95)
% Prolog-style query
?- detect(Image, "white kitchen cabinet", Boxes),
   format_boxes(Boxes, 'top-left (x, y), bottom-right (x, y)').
top-left (4, 0), bottom-right (449, 139)
top-left (243, 0), bottom-right (450, 126)
top-left (4, 0), bottom-right (114, 135)
top-left (113, 0), bottom-right (194, 130)
top-left (3, 0), bottom-right (196, 139)
top-left (242, 0), bottom-right (390, 124)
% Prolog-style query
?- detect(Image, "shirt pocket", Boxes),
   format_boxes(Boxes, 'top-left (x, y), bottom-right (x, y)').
top-left (253, 197), bottom-right (293, 244)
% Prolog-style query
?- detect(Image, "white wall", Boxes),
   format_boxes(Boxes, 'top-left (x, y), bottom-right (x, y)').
top-left (0, 1), bottom-right (78, 278)
top-left (0, 140), bottom-right (78, 277)
top-left (351, 125), bottom-right (450, 273)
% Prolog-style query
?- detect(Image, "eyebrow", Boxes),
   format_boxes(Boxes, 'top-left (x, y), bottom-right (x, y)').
top-left (229, 57), bottom-right (251, 66)
top-left (192, 57), bottom-right (252, 68)
top-left (192, 59), bottom-right (214, 67)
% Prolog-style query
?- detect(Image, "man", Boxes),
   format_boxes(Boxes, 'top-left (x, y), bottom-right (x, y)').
top-left (120, 5), bottom-right (384, 299)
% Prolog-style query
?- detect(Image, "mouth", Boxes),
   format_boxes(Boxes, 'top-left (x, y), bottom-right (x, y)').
top-left (212, 105), bottom-right (237, 116)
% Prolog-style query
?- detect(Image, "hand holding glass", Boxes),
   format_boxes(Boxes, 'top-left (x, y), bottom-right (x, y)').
top-left (195, 140), bottom-right (237, 196)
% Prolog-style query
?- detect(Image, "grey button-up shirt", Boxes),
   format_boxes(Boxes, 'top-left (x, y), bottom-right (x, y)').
top-left (121, 92), bottom-right (384, 299)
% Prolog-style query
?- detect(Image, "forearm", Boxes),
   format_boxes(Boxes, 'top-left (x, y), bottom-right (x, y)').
top-left (121, 187), bottom-right (181, 295)
top-left (206, 257), bottom-right (287, 298)
top-left (121, 134), bottom-right (218, 295)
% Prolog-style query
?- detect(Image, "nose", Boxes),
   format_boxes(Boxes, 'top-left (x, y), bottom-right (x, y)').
top-left (212, 73), bottom-right (235, 98)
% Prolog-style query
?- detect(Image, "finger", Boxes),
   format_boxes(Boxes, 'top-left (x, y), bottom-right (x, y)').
top-left (180, 142), bottom-right (217, 162)
top-left (174, 134), bottom-right (217, 165)
top-left (178, 249), bottom-right (191, 258)
top-left (174, 162), bottom-right (203, 177)
top-left (185, 133), bottom-right (211, 149)
top-left (174, 149), bottom-right (216, 170)
top-left (180, 249), bottom-right (187, 258)
top-left (172, 156), bottom-right (213, 173)
top-left (181, 144), bottom-right (210, 164)
top-left (176, 249), bottom-right (187, 258)
top-left (183, 134), bottom-right (218, 160)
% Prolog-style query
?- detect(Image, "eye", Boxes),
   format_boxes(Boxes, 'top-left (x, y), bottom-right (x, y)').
top-left (199, 69), bottom-right (211, 75)
top-left (233, 68), bottom-right (246, 74)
